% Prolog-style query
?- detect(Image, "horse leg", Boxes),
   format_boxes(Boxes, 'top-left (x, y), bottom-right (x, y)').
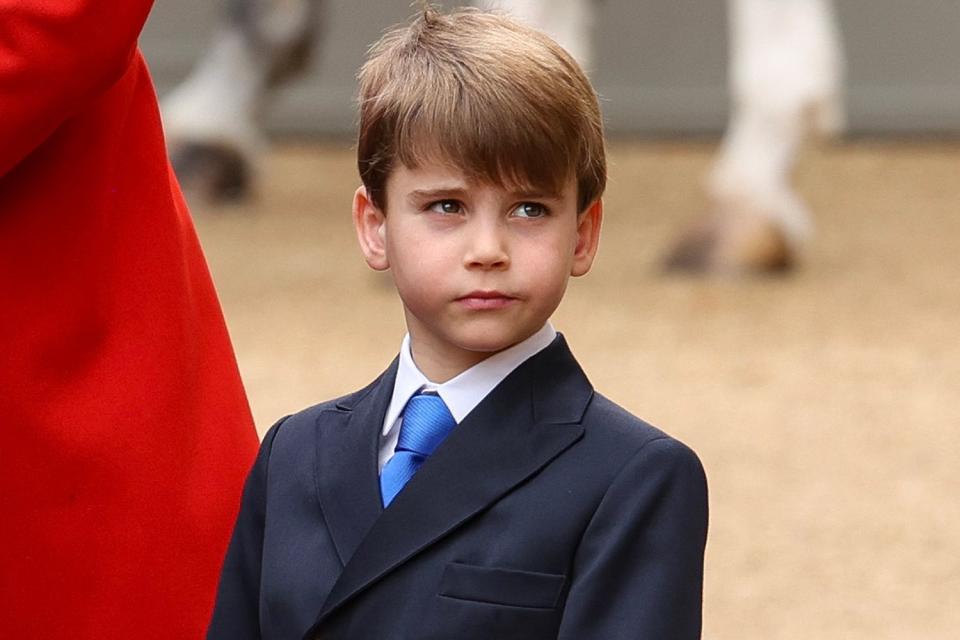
top-left (161, 0), bottom-right (323, 203)
top-left (664, 0), bottom-right (845, 274)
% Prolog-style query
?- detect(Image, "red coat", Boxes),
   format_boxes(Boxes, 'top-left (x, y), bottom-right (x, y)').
top-left (0, 2), bottom-right (259, 637)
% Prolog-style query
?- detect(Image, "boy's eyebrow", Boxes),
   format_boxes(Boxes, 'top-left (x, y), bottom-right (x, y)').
top-left (408, 187), bottom-right (469, 200)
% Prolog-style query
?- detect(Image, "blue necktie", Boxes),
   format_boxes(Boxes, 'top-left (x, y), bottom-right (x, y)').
top-left (380, 392), bottom-right (457, 507)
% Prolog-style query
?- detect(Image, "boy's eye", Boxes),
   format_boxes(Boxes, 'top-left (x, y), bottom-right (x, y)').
top-left (428, 200), bottom-right (462, 214)
top-left (511, 202), bottom-right (548, 218)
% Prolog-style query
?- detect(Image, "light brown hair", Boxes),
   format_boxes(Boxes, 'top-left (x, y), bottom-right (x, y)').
top-left (356, 6), bottom-right (606, 212)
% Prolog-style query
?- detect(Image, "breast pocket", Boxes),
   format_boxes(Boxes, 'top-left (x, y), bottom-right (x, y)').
top-left (438, 562), bottom-right (566, 609)
top-left (421, 562), bottom-right (567, 640)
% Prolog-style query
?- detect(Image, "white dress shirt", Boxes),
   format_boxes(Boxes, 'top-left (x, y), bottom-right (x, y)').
top-left (378, 323), bottom-right (558, 472)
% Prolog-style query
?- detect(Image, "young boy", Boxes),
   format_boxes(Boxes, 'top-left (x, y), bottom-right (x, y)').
top-left (209, 8), bottom-right (708, 639)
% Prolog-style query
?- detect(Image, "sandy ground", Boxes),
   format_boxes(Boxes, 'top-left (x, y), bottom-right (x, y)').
top-left (192, 141), bottom-right (959, 639)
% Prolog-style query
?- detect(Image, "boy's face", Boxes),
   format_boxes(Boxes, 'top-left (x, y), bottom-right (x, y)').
top-left (353, 161), bottom-right (602, 380)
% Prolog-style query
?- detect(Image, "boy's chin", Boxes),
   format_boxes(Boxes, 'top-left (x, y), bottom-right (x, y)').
top-left (449, 326), bottom-right (539, 355)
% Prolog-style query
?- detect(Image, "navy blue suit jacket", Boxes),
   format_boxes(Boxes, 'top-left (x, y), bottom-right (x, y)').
top-left (208, 335), bottom-right (708, 639)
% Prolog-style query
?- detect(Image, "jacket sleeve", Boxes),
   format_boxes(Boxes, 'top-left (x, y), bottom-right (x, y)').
top-left (557, 437), bottom-right (709, 639)
top-left (0, 0), bottom-right (154, 176)
top-left (207, 419), bottom-right (287, 640)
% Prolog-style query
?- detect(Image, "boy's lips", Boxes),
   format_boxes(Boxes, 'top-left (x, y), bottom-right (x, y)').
top-left (456, 290), bottom-right (518, 310)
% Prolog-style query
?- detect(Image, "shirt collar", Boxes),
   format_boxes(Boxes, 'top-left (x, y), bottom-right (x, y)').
top-left (382, 322), bottom-right (557, 436)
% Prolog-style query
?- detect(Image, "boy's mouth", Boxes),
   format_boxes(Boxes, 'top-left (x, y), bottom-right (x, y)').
top-left (456, 290), bottom-right (518, 310)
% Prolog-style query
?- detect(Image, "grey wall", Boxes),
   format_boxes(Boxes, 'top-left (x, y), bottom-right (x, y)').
top-left (141, 0), bottom-right (960, 136)
top-left (837, 1), bottom-right (960, 132)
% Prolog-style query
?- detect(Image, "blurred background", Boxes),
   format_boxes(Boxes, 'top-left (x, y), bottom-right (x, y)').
top-left (141, 1), bottom-right (959, 638)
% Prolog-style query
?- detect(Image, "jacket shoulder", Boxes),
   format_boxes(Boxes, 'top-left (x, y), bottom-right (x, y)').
top-left (579, 394), bottom-right (705, 504)
top-left (584, 392), bottom-right (695, 456)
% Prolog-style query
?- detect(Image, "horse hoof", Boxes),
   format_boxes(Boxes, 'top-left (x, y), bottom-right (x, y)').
top-left (169, 141), bottom-right (252, 204)
top-left (662, 211), bottom-right (795, 275)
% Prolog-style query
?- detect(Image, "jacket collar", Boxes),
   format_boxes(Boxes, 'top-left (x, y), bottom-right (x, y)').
top-left (314, 359), bottom-right (396, 567)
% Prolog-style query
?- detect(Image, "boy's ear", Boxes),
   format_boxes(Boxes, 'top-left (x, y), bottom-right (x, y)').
top-left (571, 198), bottom-right (603, 277)
top-left (353, 185), bottom-right (390, 271)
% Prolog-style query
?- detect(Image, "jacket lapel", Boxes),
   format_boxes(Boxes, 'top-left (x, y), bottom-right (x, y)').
top-left (314, 360), bottom-right (396, 566)
top-left (315, 335), bottom-right (593, 624)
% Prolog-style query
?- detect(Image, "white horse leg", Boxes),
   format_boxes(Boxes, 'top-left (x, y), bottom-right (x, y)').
top-left (666, 0), bottom-right (845, 273)
top-left (161, 0), bottom-right (322, 202)
top-left (474, 0), bottom-right (596, 71)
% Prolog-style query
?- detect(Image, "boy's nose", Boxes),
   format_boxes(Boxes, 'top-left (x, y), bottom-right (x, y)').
top-left (463, 221), bottom-right (510, 270)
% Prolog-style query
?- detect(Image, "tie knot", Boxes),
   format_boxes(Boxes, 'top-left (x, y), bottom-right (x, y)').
top-left (397, 392), bottom-right (457, 457)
